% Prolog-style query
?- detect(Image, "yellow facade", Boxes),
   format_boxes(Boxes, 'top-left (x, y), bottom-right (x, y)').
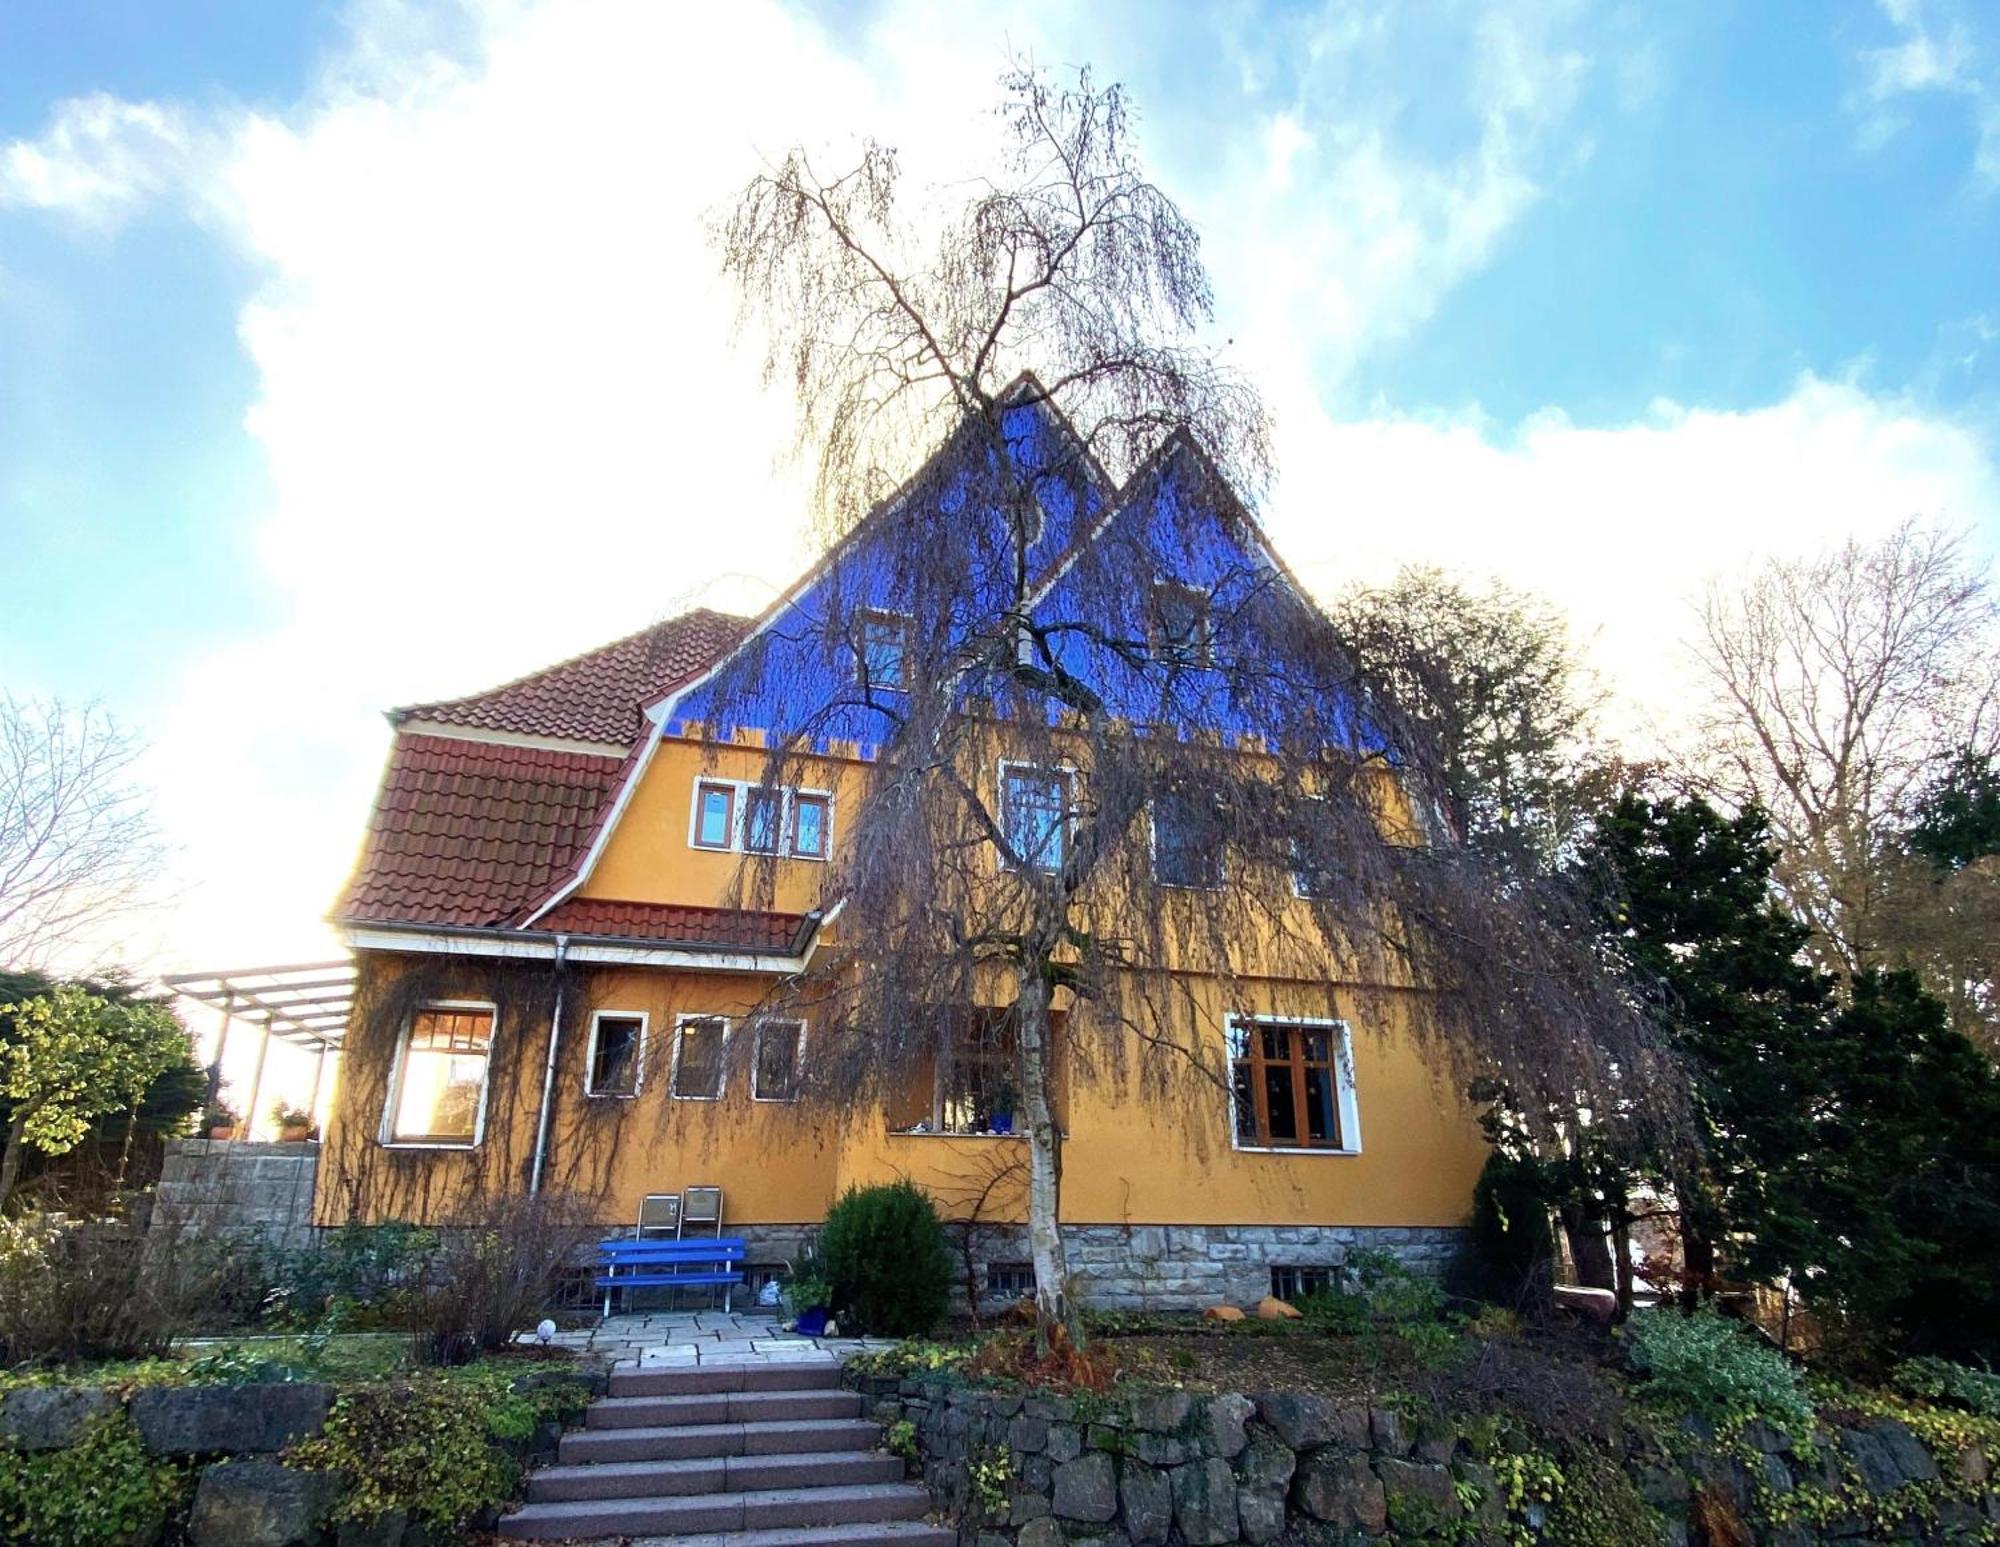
top-left (317, 729), bottom-right (1489, 1241)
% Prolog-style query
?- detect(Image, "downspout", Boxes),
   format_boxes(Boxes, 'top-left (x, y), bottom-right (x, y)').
top-left (527, 933), bottom-right (570, 1195)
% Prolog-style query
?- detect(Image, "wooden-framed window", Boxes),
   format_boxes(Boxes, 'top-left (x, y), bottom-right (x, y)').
top-left (858, 609), bottom-right (911, 691)
top-left (1271, 1264), bottom-right (1338, 1301)
top-left (692, 781), bottom-right (737, 850)
top-left (1002, 764), bottom-right (1071, 872)
top-left (744, 787), bottom-right (784, 854)
top-left (1153, 789), bottom-right (1225, 889)
top-left (987, 1261), bottom-right (1034, 1298)
top-left (585, 1011), bottom-right (646, 1097)
top-left (1227, 1017), bottom-right (1359, 1153)
top-left (670, 1016), bottom-right (728, 1099)
top-left (750, 1018), bottom-right (805, 1102)
top-left (1152, 581), bottom-right (1212, 666)
top-left (790, 791), bottom-right (831, 859)
top-left (384, 1003), bottom-right (495, 1146)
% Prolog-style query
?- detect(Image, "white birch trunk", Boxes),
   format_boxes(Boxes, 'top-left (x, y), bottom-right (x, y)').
top-left (1015, 968), bottom-right (1073, 1340)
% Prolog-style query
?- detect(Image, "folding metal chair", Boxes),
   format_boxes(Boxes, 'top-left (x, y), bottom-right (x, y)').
top-left (682, 1185), bottom-right (723, 1237)
top-left (636, 1193), bottom-right (683, 1239)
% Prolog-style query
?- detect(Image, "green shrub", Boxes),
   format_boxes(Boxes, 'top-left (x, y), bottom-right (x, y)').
top-left (818, 1181), bottom-right (953, 1336)
top-left (1892, 1355), bottom-right (2000, 1418)
top-left (1626, 1307), bottom-right (1814, 1439)
top-left (0, 1214), bottom-right (175, 1365)
top-left (1470, 1150), bottom-right (1556, 1303)
top-left (0, 1412), bottom-right (190, 1547)
top-left (266, 1221), bottom-right (439, 1328)
top-left (288, 1376), bottom-right (518, 1530)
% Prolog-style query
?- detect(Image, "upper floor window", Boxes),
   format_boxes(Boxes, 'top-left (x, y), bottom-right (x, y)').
top-left (1153, 789), bottom-right (1225, 889)
top-left (1152, 582), bottom-right (1212, 666)
top-left (386, 1004), bottom-right (494, 1146)
top-left (744, 787), bottom-right (784, 854)
top-left (1002, 765), bottom-right (1071, 871)
top-left (791, 792), bottom-right (830, 859)
top-left (693, 781), bottom-right (737, 850)
top-left (671, 1016), bottom-right (727, 1099)
top-left (586, 1012), bottom-right (646, 1097)
top-left (688, 781), bottom-right (832, 860)
top-left (858, 609), bottom-right (911, 691)
top-left (751, 1019), bottom-right (805, 1101)
top-left (1228, 1018), bottom-right (1358, 1153)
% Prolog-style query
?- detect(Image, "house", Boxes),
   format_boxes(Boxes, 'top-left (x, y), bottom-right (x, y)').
top-left (317, 390), bottom-right (1488, 1308)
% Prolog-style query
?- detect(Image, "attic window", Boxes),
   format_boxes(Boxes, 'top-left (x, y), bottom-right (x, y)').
top-left (858, 610), bottom-right (911, 691)
top-left (1152, 582), bottom-right (1212, 667)
top-left (693, 781), bottom-right (736, 850)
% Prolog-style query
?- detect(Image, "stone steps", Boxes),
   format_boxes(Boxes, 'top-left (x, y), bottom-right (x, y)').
top-left (501, 1359), bottom-right (940, 1543)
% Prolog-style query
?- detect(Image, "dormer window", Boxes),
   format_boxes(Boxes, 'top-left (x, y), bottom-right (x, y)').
top-left (1152, 582), bottom-right (1211, 667)
top-left (858, 610), bottom-right (911, 691)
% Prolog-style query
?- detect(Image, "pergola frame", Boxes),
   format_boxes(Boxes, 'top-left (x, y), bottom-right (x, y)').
top-left (162, 960), bottom-right (356, 1138)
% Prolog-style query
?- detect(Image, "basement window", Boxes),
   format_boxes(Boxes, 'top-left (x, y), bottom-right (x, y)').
top-left (385, 1004), bottom-right (494, 1146)
top-left (987, 1261), bottom-right (1034, 1298)
top-left (1270, 1264), bottom-right (1338, 1302)
top-left (586, 1012), bottom-right (646, 1097)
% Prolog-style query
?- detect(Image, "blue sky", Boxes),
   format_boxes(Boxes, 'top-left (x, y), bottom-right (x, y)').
top-left (3, 0), bottom-right (1999, 996)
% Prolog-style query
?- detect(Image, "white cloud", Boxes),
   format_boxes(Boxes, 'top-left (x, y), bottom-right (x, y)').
top-left (0, 93), bottom-right (208, 228)
top-left (1264, 373), bottom-right (2000, 747)
top-left (1855, 0), bottom-right (2000, 186)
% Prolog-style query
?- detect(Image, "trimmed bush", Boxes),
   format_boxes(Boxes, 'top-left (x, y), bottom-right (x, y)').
top-left (818, 1181), bottom-right (953, 1336)
top-left (1471, 1150), bottom-right (1556, 1305)
top-left (1626, 1306), bottom-right (1814, 1439)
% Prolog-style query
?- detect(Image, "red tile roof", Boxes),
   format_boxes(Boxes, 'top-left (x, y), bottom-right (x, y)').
top-left (335, 735), bottom-right (626, 929)
top-left (536, 897), bottom-right (809, 952)
top-left (391, 608), bottom-right (749, 746)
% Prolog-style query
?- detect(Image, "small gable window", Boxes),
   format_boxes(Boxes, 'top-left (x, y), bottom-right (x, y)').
top-left (791, 792), bottom-right (830, 859)
top-left (1152, 582), bottom-right (1212, 666)
top-left (744, 787), bottom-right (784, 854)
top-left (586, 1012), bottom-right (646, 1097)
top-left (693, 781), bottom-right (736, 850)
top-left (751, 1019), bottom-right (805, 1101)
top-left (1002, 765), bottom-right (1071, 872)
top-left (1154, 789), bottom-right (1225, 890)
top-left (858, 610), bottom-right (911, 691)
top-left (671, 1016), bottom-right (728, 1099)
top-left (386, 1004), bottom-right (494, 1146)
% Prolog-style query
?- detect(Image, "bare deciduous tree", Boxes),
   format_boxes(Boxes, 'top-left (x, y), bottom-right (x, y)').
top-left (0, 699), bottom-right (167, 971)
top-left (714, 63), bottom-right (1670, 1341)
top-left (1691, 519), bottom-right (2000, 980)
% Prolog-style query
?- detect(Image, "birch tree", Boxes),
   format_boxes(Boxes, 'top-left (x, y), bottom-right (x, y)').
top-left (715, 64), bottom-right (1669, 1342)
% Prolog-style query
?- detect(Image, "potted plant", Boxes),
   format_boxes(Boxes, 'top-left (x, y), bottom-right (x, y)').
top-left (204, 1102), bottom-right (240, 1140)
top-left (782, 1263), bottom-right (835, 1337)
top-left (271, 1102), bottom-right (316, 1142)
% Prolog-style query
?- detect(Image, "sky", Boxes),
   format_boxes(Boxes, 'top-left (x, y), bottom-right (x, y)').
top-left (3, 0), bottom-right (1999, 1108)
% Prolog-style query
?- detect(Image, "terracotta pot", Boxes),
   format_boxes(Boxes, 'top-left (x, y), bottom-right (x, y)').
top-left (279, 1122), bottom-right (314, 1143)
top-left (208, 1124), bottom-right (235, 1140)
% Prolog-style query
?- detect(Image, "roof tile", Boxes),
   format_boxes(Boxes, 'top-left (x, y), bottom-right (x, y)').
top-left (391, 608), bottom-right (749, 745)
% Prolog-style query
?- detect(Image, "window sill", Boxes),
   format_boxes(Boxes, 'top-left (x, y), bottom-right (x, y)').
top-left (1231, 1143), bottom-right (1362, 1157)
top-left (380, 1139), bottom-right (480, 1151)
top-left (889, 1128), bottom-right (1029, 1141)
top-left (585, 1090), bottom-right (641, 1100)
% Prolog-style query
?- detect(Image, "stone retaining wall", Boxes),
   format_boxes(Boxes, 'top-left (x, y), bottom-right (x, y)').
top-left (151, 1139), bottom-right (321, 1252)
top-left (854, 1375), bottom-right (2000, 1545)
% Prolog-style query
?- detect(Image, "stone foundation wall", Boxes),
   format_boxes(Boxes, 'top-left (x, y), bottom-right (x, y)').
top-left (149, 1139), bottom-right (321, 1253)
top-left (854, 1375), bottom-right (2000, 1545)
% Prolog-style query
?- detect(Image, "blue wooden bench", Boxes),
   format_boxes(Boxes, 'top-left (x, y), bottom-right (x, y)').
top-left (596, 1236), bottom-right (746, 1316)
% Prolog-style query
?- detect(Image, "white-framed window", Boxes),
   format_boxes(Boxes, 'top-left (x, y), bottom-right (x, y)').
top-left (670, 1015), bottom-right (729, 1099)
top-left (692, 780), bottom-right (737, 850)
top-left (585, 1011), bottom-right (647, 1097)
top-left (1225, 1016), bottom-right (1361, 1155)
top-left (1152, 789), bottom-right (1225, 890)
top-left (382, 1001), bottom-right (496, 1147)
top-left (750, 1018), bottom-right (806, 1102)
top-left (686, 780), bottom-right (834, 861)
top-left (1001, 763), bottom-right (1071, 872)
top-left (857, 609), bottom-right (912, 691)
top-left (1151, 580), bottom-right (1212, 666)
